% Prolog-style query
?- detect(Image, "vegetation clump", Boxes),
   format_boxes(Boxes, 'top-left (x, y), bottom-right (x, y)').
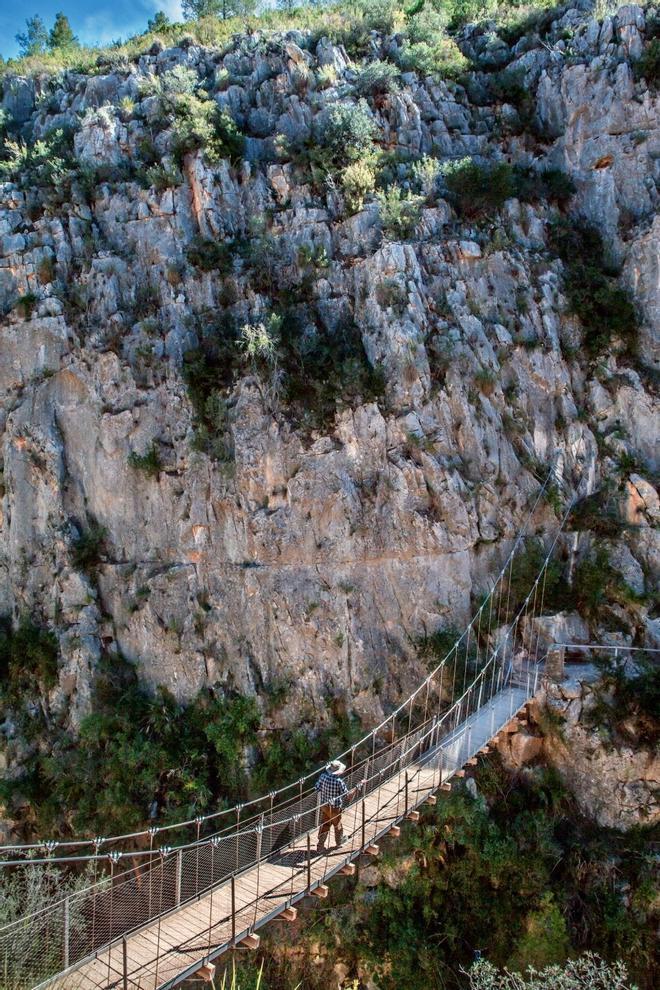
top-left (127, 443), bottom-right (162, 478)
top-left (0, 648), bottom-right (361, 837)
top-left (441, 157), bottom-right (518, 216)
top-left (71, 521), bottom-right (107, 576)
top-left (0, 618), bottom-right (59, 702)
top-left (398, 32), bottom-right (468, 78)
top-left (376, 185), bottom-right (424, 239)
top-left (635, 37), bottom-right (660, 86)
top-left (140, 65), bottom-right (245, 166)
top-left (0, 127), bottom-right (76, 189)
top-left (355, 59), bottom-right (400, 97)
top-left (341, 160), bottom-right (377, 212)
top-left (549, 221), bottom-right (637, 357)
top-left (315, 100), bottom-right (377, 167)
top-left (467, 954), bottom-right (637, 990)
top-left (186, 236), bottom-right (235, 273)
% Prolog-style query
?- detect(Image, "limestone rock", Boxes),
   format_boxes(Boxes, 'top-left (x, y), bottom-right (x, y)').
top-left (0, 6), bottom-right (656, 827)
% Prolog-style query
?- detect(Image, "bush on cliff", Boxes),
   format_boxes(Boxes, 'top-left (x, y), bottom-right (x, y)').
top-left (315, 100), bottom-right (377, 167)
top-left (0, 618), bottom-right (59, 702)
top-left (549, 220), bottom-right (637, 357)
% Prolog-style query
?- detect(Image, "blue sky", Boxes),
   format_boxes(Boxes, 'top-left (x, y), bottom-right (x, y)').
top-left (0, 0), bottom-right (184, 59)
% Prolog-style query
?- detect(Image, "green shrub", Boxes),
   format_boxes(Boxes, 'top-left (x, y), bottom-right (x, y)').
top-left (239, 315), bottom-right (281, 367)
top-left (523, 167), bottom-right (575, 202)
top-left (71, 521), bottom-right (107, 576)
top-left (475, 367), bottom-right (497, 395)
top-left (0, 127), bottom-right (75, 189)
top-left (355, 59), bottom-right (400, 97)
top-left (568, 490), bottom-right (625, 538)
top-left (1, 668), bottom-right (262, 835)
top-left (441, 157), bottom-right (517, 217)
top-left (341, 160), bottom-right (377, 212)
top-left (183, 315), bottom-right (240, 460)
top-left (127, 443), bottom-right (161, 478)
top-left (171, 98), bottom-right (245, 165)
top-left (507, 892), bottom-right (571, 972)
top-left (587, 651), bottom-right (660, 746)
top-left (635, 38), bottom-right (660, 86)
top-left (376, 185), bottom-right (424, 239)
top-left (316, 100), bottom-right (377, 167)
top-left (504, 539), bottom-right (566, 619)
top-left (15, 292), bottom-right (38, 319)
top-left (280, 313), bottom-right (385, 430)
top-left (186, 236), bottom-right (234, 273)
top-left (398, 35), bottom-right (468, 78)
top-left (549, 221), bottom-right (637, 357)
top-left (0, 618), bottom-right (59, 700)
top-left (143, 67), bottom-right (244, 166)
top-left (467, 954), bottom-right (636, 990)
top-left (0, 649), bottom-right (364, 837)
top-left (143, 161), bottom-right (181, 191)
top-left (411, 154), bottom-right (442, 199)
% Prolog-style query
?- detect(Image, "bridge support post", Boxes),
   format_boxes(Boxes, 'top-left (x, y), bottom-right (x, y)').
top-left (175, 849), bottom-right (182, 907)
top-left (63, 895), bottom-right (70, 969)
top-left (122, 936), bottom-right (128, 990)
top-left (306, 834), bottom-right (312, 892)
top-left (231, 875), bottom-right (236, 945)
top-left (546, 645), bottom-right (565, 682)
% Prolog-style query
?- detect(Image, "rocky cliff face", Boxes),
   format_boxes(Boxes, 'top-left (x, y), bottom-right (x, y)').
top-left (0, 1), bottom-right (657, 756)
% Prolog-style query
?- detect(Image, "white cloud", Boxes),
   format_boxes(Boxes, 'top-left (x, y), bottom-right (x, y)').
top-left (154, 0), bottom-right (184, 20)
top-left (82, 13), bottom-right (129, 45)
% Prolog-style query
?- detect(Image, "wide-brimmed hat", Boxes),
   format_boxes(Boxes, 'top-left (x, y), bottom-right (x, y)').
top-left (326, 759), bottom-right (346, 775)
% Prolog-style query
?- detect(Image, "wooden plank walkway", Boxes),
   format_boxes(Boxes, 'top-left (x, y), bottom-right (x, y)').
top-left (46, 683), bottom-right (532, 990)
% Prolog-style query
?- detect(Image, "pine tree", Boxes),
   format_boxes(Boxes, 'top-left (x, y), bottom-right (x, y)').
top-left (15, 16), bottom-right (49, 57)
top-left (181, 0), bottom-right (257, 20)
top-left (48, 13), bottom-right (79, 51)
top-left (147, 11), bottom-right (171, 32)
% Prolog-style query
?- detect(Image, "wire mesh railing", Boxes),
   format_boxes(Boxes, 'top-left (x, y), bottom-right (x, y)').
top-left (0, 465), bottom-right (582, 989)
top-left (0, 644), bottom-right (547, 990)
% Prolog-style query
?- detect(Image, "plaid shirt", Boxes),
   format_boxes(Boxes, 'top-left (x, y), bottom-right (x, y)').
top-left (315, 770), bottom-right (349, 809)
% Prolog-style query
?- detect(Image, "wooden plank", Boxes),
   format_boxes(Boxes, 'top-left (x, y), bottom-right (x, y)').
top-left (196, 963), bottom-right (216, 982)
top-left (279, 906), bottom-right (298, 922)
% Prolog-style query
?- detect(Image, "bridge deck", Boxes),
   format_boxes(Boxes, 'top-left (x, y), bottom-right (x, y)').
top-left (48, 684), bottom-right (530, 990)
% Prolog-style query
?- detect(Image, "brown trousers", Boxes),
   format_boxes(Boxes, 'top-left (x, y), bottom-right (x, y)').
top-left (317, 803), bottom-right (343, 848)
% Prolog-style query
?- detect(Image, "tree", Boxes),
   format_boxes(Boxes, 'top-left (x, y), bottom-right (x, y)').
top-left (181, 0), bottom-right (256, 19)
top-left (15, 15), bottom-right (48, 57)
top-left (147, 11), bottom-right (171, 32)
top-left (48, 13), bottom-right (79, 51)
top-left (182, 0), bottom-right (221, 17)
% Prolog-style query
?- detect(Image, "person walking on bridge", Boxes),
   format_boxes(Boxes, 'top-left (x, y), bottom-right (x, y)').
top-left (315, 759), bottom-right (362, 853)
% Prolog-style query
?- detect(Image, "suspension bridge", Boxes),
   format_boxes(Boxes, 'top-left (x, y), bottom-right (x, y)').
top-left (0, 469), bottom-right (648, 990)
